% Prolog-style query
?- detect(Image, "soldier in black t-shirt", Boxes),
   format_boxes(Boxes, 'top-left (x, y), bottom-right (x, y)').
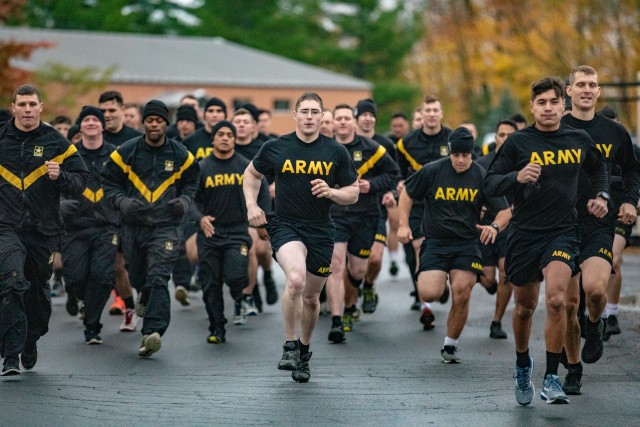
top-left (476, 120), bottom-right (517, 340)
top-left (560, 66), bottom-right (640, 395)
top-left (485, 77), bottom-right (608, 406)
top-left (325, 104), bottom-right (399, 343)
top-left (182, 97), bottom-right (227, 161)
top-left (399, 128), bottom-right (509, 364)
top-left (243, 92), bottom-right (359, 383)
top-left (191, 121), bottom-right (270, 344)
top-left (396, 95), bottom-right (453, 311)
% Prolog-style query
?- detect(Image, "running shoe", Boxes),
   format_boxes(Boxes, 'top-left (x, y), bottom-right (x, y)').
top-left (541, 374), bottom-right (569, 404)
top-left (410, 300), bottom-right (421, 311)
top-left (277, 342), bottom-right (300, 371)
top-left (65, 292), bottom-right (79, 316)
top-left (439, 283), bottom-right (450, 304)
top-left (351, 307), bottom-right (361, 321)
top-left (389, 261), bottom-right (399, 276)
top-left (84, 330), bottom-right (103, 345)
top-left (362, 286), bottom-right (379, 313)
top-left (207, 327), bottom-right (226, 344)
top-left (603, 315), bottom-right (622, 341)
top-left (514, 357), bottom-right (535, 406)
top-left (138, 332), bottom-right (162, 358)
top-left (328, 322), bottom-right (345, 343)
top-left (420, 307), bottom-right (435, 330)
top-left (264, 271), bottom-right (279, 305)
top-left (489, 321), bottom-right (507, 339)
top-left (233, 301), bottom-right (247, 325)
top-left (562, 368), bottom-right (582, 395)
top-left (441, 345), bottom-right (460, 363)
top-left (342, 312), bottom-right (354, 332)
top-left (134, 294), bottom-right (146, 318)
top-left (243, 295), bottom-right (259, 316)
top-left (1, 357), bottom-right (20, 376)
top-left (20, 341), bottom-right (37, 370)
top-left (582, 318), bottom-right (604, 364)
top-left (78, 303), bottom-right (85, 321)
top-left (174, 285), bottom-right (191, 306)
top-left (292, 352), bottom-right (312, 383)
top-left (120, 308), bottom-right (139, 332)
top-left (109, 291), bottom-right (125, 315)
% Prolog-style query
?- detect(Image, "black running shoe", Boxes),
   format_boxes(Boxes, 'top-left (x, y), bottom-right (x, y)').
top-left (490, 321), bottom-right (507, 339)
top-left (562, 369), bottom-right (582, 395)
top-left (20, 341), bottom-right (37, 370)
top-left (84, 330), bottom-right (103, 345)
top-left (207, 327), bottom-right (226, 344)
top-left (389, 261), bottom-right (399, 276)
top-left (277, 342), bottom-right (300, 371)
top-left (264, 271), bottom-right (278, 305)
top-left (362, 286), bottom-right (378, 313)
top-left (439, 283), bottom-right (450, 304)
top-left (410, 300), bottom-right (421, 311)
top-left (604, 315), bottom-right (622, 337)
top-left (441, 345), bottom-right (460, 363)
top-left (328, 323), bottom-right (345, 343)
top-left (292, 352), bottom-right (312, 383)
top-left (252, 285), bottom-right (263, 313)
top-left (1, 357), bottom-right (20, 376)
top-left (582, 318), bottom-right (604, 364)
top-left (65, 293), bottom-right (79, 316)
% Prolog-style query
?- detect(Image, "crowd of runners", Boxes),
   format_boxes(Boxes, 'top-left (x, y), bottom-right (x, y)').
top-left (0, 64), bottom-right (637, 408)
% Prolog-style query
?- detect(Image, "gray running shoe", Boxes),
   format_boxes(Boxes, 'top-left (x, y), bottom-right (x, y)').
top-left (489, 321), bottom-right (507, 339)
top-left (441, 345), bottom-right (460, 363)
top-left (277, 342), bottom-right (300, 371)
top-left (174, 285), bottom-right (190, 306)
top-left (291, 352), bottom-right (312, 383)
top-left (138, 332), bottom-right (162, 358)
top-left (514, 357), bottom-right (535, 406)
top-left (541, 374), bottom-right (569, 404)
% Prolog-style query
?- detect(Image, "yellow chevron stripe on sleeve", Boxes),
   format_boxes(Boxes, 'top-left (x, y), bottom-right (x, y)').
top-left (396, 139), bottom-right (421, 171)
top-left (357, 145), bottom-right (387, 178)
top-left (110, 150), bottom-right (153, 203)
top-left (0, 165), bottom-right (23, 190)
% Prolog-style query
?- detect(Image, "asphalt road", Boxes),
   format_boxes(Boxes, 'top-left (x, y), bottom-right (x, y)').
top-left (1, 251), bottom-right (639, 426)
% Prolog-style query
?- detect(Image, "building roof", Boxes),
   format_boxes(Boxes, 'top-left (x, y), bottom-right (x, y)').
top-left (0, 26), bottom-right (372, 90)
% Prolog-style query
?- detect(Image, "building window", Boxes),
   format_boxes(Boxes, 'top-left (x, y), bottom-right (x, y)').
top-left (233, 98), bottom-right (251, 110)
top-left (273, 99), bottom-right (290, 112)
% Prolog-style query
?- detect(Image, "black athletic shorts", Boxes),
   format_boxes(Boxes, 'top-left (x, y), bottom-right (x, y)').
top-left (266, 213), bottom-right (334, 277)
top-left (614, 221), bottom-right (634, 246)
top-left (576, 217), bottom-right (614, 266)
top-left (333, 214), bottom-right (378, 258)
top-left (505, 226), bottom-right (580, 287)
top-left (418, 238), bottom-right (484, 275)
top-left (479, 228), bottom-right (508, 267)
top-left (374, 215), bottom-right (388, 246)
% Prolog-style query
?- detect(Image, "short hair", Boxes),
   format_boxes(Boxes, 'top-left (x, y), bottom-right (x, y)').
top-left (258, 109), bottom-right (271, 117)
top-left (51, 115), bottom-right (72, 126)
top-left (295, 92), bottom-right (323, 111)
top-left (333, 103), bottom-right (353, 115)
top-left (423, 94), bottom-right (440, 105)
top-left (495, 119), bottom-right (518, 132)
top-left (13, 85), bottom-right (41, 102)
top-left (180, 94), bottom-right (198, 103)
top-left (391, 112), bottom-right (408, 120)
top-left (124, 102), bottom-right (141, 111)
top-left (232, 108), bottom-right (253, 120)
top-left (530, 77), bottom-right (565, 101)
top-left (510, 113), bottom-right (526, 125)
top-left (98, 90), bottom-right (124, 106)
top-left (598, 106), bottom-right (618, 120)
top-left (569, 65), bottom-right (598, 85)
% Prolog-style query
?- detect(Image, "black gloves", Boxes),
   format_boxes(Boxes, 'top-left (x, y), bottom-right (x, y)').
top-left (60, 199), bottom-right (82, 220)
top-left (168, 197), bottom-right (189, 217)
top-left (120, 197), bottom-right (146, 217)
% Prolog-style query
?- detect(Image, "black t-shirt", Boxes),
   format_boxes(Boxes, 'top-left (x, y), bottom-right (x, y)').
top-left (330, 135), bottom-right (399, 217)
top-left (103, 125), bottom-right (142, 147)
top-left (235, 138), bottom-right (265, 161)
top-left (182, 128), bottom-right (213, 160)
top-left (252, 132), bottom-right (358, 223)
top-left (561, 113), bottom-right (640, 217)
top-left (405, 157), bottom-right (508, 240)
top-left (194, 152), bottom-right (271, 227)
top-left (476, 150), bottom-right (514, 224)
top-left (485, 124), bottom-right (608, 232)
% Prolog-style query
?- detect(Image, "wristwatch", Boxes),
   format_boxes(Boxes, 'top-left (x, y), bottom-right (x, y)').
top-left (596, 191), bottom-right (610, 202)
top-left (490, 223), bottom-right (500, 233)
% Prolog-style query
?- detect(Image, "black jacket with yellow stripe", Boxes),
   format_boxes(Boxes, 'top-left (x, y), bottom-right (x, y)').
top-left (0, 119), bottom-right (89, 235)
top-left (101, 135), bottom-right (199, 227)
top-left (61, 141), bottom-right (121, 230)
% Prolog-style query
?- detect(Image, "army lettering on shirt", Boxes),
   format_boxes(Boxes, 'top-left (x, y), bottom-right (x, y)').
top-left (182, 128), bottom-right (213, 160)
top-left (484, 124), bottom-right (608, 232)
top-left (405, 157), bottom-right (508, 241)
top-left (561, 113), bottom-right (640, 219)
top-left (252, 132), bottom-right (357, 223)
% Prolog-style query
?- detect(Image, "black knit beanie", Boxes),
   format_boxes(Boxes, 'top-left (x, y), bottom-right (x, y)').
top-left (447, 127), bottom-right (475, 154)
top-left (77, 105), bottom-right (106, 129)
top-left (204, 97), bottom-right (227, 118)
top-left (143, 100), bottom-right (170, 125)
